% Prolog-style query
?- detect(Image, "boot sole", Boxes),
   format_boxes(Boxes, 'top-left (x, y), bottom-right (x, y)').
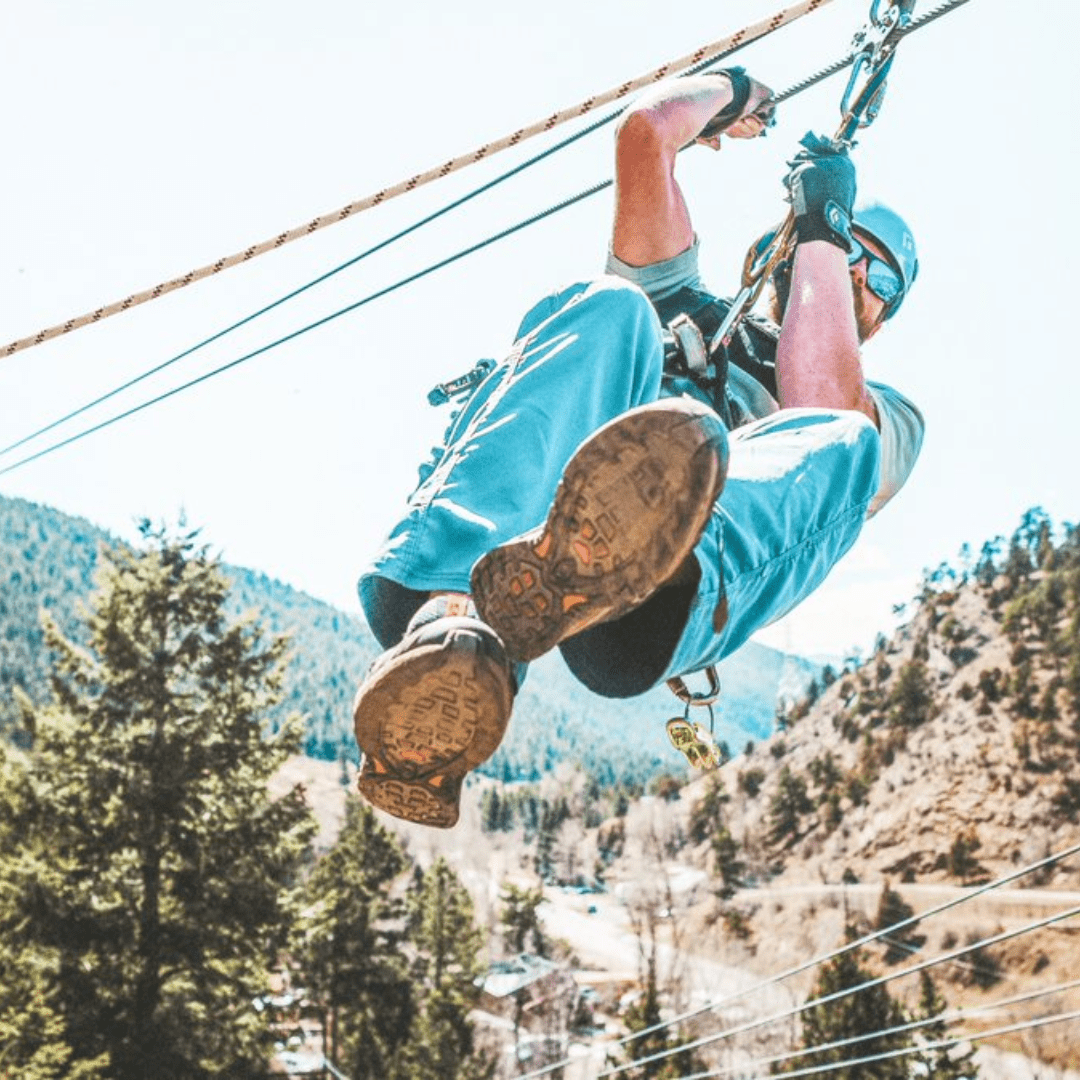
top-left (471, 401), bottom-right (727, 662)
top-left (354, 631), bottom-right (513, 827)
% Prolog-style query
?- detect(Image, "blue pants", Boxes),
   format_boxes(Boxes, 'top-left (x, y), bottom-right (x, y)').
top-left (359, 278), bottom-right (881, 692)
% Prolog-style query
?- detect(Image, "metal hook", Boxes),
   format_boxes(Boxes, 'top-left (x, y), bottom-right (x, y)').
top-left (667, 665), bottom-right (721, 707)
top-left (839, 0), bottom-right (914, 134)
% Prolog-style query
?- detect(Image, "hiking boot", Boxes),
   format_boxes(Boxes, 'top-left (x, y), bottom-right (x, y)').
top-left (354, 599), bottom-right (516, 828)
top-left (471, 398), bottom-right (728, 663)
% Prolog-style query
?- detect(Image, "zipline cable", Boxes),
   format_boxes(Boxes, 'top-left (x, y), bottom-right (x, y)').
top-left (0, 0), bottom-right (833, 360)
top-left (0, 0), bottom-right (975, 480)
top-left (517, 840), bottom-right (1080, 1080)
top-left (674, 977), bottom-right (1080, 1079)
top-left (597, 902), bottom-right (1080, 1077)
top-left (0, 18), bottom-right (766, 464)
top-left (0, 182), bottom-right (608, 478)
top-left (680, 1008), bottom-right (1080, 1080)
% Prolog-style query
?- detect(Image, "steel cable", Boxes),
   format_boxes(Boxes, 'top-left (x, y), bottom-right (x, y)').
top-left (681, 1008), bottom-right (1080, 1080)
top-left (597, 902), bottom-right (1080, 1077)
top-left (0, 0), bottom-right (975, 478)
top-left (0, 17), bottom-right (764, 465)
top-left (517, 840), bottom-right (1080, 1080)
top-left (675, 977), bottom-right (1080, 1079)
top-left (0, 181), bottom-right (608, 478)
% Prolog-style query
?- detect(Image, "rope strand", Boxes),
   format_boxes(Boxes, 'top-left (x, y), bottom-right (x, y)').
top-left (1, 0), bottom-right (832, 360)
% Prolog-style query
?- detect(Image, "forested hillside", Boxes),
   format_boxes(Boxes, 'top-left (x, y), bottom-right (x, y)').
top-left (0, 494), bottom-right (814, 789)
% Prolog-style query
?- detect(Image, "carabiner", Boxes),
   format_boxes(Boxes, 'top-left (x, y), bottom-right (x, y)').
top-left (839, 0), bottom-right (915, 134)
top-left (666, 665), bottom-right (721, 708)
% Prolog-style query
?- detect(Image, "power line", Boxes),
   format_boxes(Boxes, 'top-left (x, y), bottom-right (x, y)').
top-left (676, 977), bottom-right (1080, 1079)
top-left (598, 902), bottom-right (1080, 1077)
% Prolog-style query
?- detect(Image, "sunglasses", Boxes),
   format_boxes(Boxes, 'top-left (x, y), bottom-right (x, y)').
top-left (848, 238), bottom-right (903, 310)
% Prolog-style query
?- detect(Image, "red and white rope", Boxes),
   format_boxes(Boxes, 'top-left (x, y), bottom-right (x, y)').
top-left (2, 0), bottom-right (833, 360)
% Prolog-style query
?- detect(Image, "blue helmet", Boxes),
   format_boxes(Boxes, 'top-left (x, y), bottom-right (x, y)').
top-left (851, 202), bottom-right (918, 316)
top-left (744, 201), bottom-right (918, 320)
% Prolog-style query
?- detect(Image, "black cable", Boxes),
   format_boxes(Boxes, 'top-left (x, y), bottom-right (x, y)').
top-left (0, 0), bottom-right (973, 477)
top-left (0, 181), bottom-right (609, 478)
top-left (0, 38), bottom-right (760, 466)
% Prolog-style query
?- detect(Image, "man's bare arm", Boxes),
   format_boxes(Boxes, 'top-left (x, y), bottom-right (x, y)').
top-left (775, 241), bottom-right (879, 425)
top-left (612, 73), bottom-right (773, 268)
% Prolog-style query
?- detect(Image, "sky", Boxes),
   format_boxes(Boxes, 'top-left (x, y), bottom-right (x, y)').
top-left (1, 0), bottom-right (1076, 662)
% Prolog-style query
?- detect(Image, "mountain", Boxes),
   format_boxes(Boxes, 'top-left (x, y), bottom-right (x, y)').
top-left (0, 494), bottom-right (817, 788)
top-left (702, 507), bottom-right (1080, 890)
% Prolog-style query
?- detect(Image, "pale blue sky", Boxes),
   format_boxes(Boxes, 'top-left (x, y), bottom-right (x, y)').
top-left (1, 0), bottom-right (1075, 658)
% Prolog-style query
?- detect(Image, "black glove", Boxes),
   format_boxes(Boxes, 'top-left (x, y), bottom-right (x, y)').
top-left (699, 68), bottom-right (775, 140)
top-left (784, 132), bottom-right (856, 250)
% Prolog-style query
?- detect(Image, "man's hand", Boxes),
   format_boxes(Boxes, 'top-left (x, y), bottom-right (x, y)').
top-left (696, 68), bottom-right (776, 149)
top-left (784, 132), bottom-right (856, 249)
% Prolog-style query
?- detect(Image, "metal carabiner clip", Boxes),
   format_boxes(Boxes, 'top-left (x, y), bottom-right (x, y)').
top-left (667, 665), bottom-right (721, 707)
top-left (839, 0), bottom-right (915, 134)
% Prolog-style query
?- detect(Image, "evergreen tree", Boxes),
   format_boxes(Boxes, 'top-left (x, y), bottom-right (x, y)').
top-left (1, 524), bottom-right (315, 1079)
top-left (886, 659), bottom-right (936, 730)
top-left (688, 777), bottom-right (744, 899)
top-left (911, 971), bottom-right (980, 1078)
top-left (499, 881), bottom-right (547, 956)
top-left (873, 882), bottom-right (924, 965)
top-left (395, 858), bottom-right (494, 1080)
top-left (777, 929), bottom-right (910, 1077)
top-left (0, 758), bottom-right (109, 1080)
top-left (617, 954), bottom-right (704, 1079)
top-left (768, 767), bottom-right (812, 844)
top-left (296, 797), bottom-right (413, 1080)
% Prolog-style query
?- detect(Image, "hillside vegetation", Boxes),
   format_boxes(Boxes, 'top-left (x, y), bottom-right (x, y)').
top-left (708, 505), bottom-right (1080, 889)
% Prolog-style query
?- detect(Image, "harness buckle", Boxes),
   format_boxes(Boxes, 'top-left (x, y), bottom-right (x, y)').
top-left (668, 313), bottom-right (710, 377)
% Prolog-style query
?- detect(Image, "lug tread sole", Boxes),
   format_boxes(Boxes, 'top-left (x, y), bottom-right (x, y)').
top-left (473, 406), bottom-right (726, 661)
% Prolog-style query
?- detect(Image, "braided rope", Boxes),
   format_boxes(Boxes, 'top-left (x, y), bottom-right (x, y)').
top-left (2, 0), bottom-right (832, 361)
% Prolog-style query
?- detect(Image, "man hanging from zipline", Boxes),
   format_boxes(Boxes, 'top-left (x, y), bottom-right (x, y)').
top-left (351, 65), bottom-right (924, 827)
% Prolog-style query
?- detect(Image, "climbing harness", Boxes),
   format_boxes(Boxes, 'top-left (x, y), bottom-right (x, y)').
top-left (665, 668), bottom-right (727, 771)
top-left (2, 0), bottom-right (835, 361)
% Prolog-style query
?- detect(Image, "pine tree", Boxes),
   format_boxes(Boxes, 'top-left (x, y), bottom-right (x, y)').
top-left (296, 796), bottom-right (413, 1080)
top-left (778, 929), bottom-right (911, 1077)
top-left (0, 749), bottom-right (108, 1080)
top-left (873, 881), bottom-right (924, 965)
top-left (395, 858), bottom-right (494, 1080)
top-left (1, 524), bottom-right (315, 1079)
top-left (910, 970), bottom-right (980, 1078)
top-left (612, 920), bottom-right (705, 1079)
top-left (500, 881), bottom-right (547, 956)
top-left (768, 766), bottom-right (812, 844)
